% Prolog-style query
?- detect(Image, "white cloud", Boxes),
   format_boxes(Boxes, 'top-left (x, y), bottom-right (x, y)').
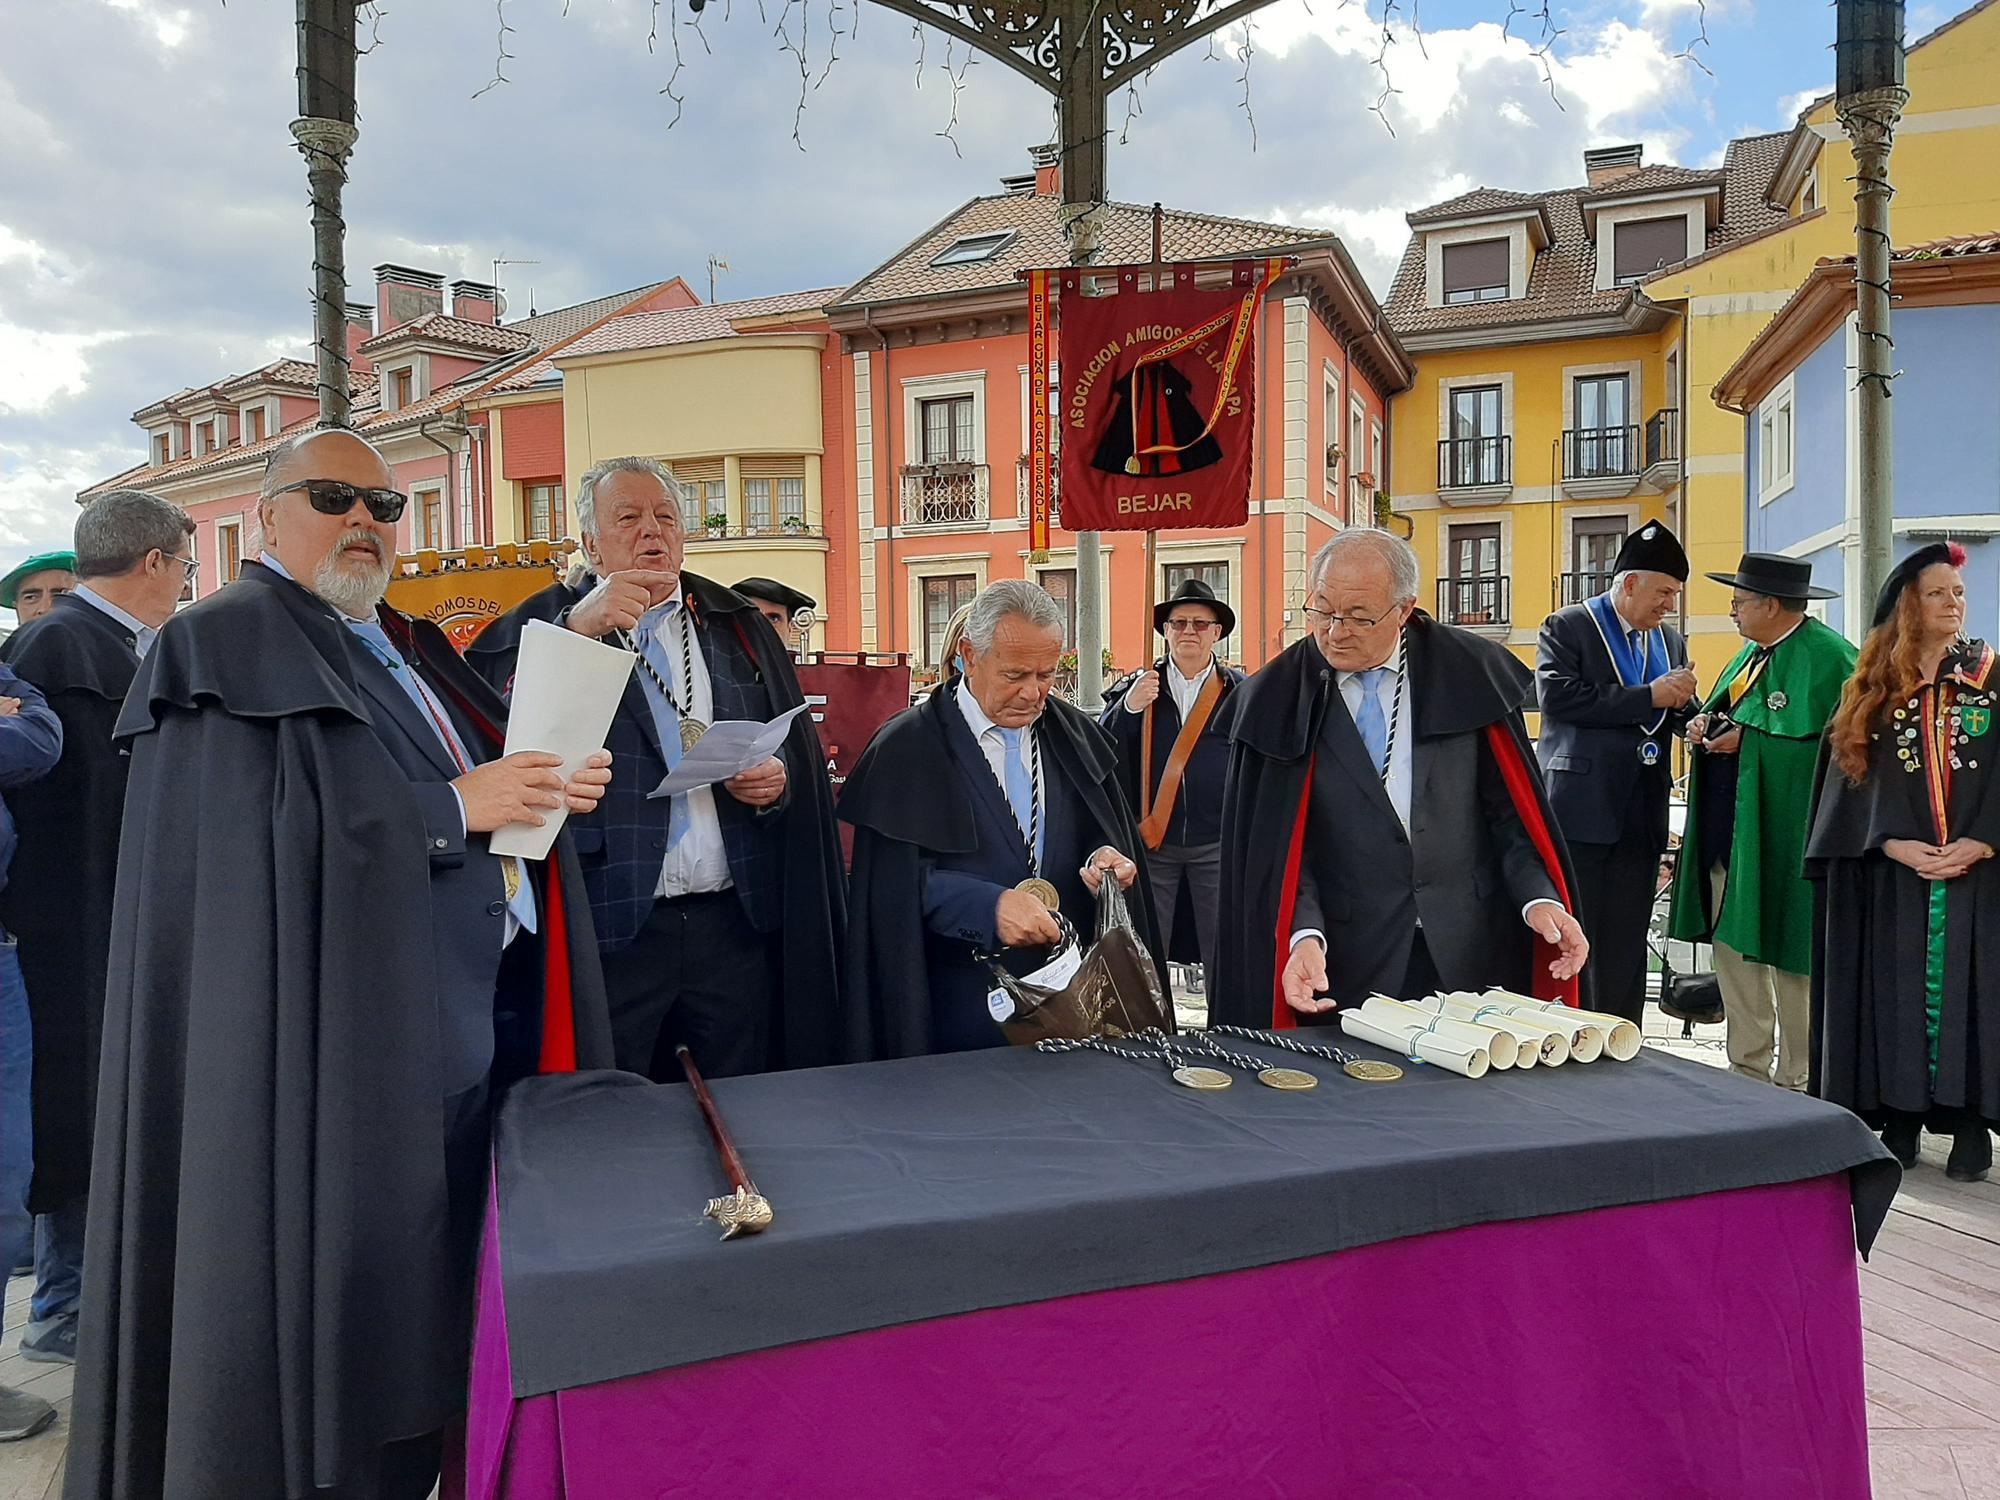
top-left (0, 325), bottom-right (120, 415)
top-left (0, 439), bottom-right (135, 553)
top-left (99, 0), bottom-right (192, 51)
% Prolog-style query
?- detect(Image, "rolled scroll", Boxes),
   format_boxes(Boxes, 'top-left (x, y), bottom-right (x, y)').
top-left (1339, 1010), bottom-right (1491, 1080)
top-left (1361, 995), bottom-right (1520, 1070)
top-left (1437, 989), bottom-right (1606, 1064)
top-left (1478, 989), bottom-right (1642, 1061)
top-left (1404, 993), bottom-right (1567, 1067)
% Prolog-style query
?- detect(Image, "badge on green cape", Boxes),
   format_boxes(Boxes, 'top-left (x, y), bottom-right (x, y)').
top-left (1766, 690), bottom-right (1788, 712)
top-left (1964, 706), bottom-right (1991, 738)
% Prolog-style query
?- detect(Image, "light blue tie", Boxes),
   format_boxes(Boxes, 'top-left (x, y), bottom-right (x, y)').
top-left (1354, 667), bottom-right (1390, 771)
top-left (634, 604), bottom-right (692, 849)
top-left (997, 726), bottom-right (1043, 869)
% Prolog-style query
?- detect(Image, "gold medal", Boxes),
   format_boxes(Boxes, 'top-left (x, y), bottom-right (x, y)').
top-left (679, 718), bottom-right (708, 753)
top-left (1257, 1066), bottom-right (1318, 1091)
top-left (1343, 1059), bottom-right (1404, 1082)
top-left (1015, 877), bottom-right (1061, 910)
top-left (1171, 1066), bottom-right (1232, 1091)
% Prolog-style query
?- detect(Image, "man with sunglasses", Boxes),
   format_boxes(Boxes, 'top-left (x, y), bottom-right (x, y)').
top-left (1213, 529), bottom-right (1588, 1028)
top-left (0, 488), bottom-right (193, 1372)
top-left (66, 428), bottom-right (617, 1500)
top-left (1100, 578), bottom-right (1244, 982)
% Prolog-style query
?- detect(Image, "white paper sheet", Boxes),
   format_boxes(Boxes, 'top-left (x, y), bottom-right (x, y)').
top-left (1451, 991), bottom-right (1608, 1064)
top-left (489, 621), bottom-right (637, 861)
top-left (1338, 1011), bottom-right (1490, 1079)
top-left (1360, 994), bottom-right (1520, 1069)
top-left (649, 703), bottom-right (809, 798)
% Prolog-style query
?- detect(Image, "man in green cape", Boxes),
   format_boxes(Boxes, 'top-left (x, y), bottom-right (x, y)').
top-left (1668, 553), bottom-right (1854, 1088)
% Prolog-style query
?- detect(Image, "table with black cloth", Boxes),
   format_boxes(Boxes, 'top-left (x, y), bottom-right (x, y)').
top-left (464, 1034), bottom-right (1897, 1500)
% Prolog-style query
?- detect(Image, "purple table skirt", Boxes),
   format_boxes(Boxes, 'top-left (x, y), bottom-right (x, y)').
top-left (464, 1174), bottom-right (1870, 1500)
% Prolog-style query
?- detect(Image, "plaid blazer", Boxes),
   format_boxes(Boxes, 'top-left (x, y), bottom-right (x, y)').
top-left (566, 605), bottom-right (786, 951)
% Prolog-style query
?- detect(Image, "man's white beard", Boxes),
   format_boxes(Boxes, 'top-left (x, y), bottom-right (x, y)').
top-left (313, 538), bottom-right (392, 618)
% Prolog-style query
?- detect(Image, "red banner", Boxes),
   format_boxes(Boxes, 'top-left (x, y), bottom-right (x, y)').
top-left (1027, 269), bottom-right (1053, 560)
top-left (1056, 259), bottom-right (1282, 531)
top-left (794, 657), bottom-right (913, 801)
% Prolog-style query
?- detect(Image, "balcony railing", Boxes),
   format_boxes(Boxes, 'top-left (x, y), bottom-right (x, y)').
top-left (1562, 425), bottom-right (1640, 480)
top-left (1015, 456), bottom-right (1061, 530)
top-left (1439, 436), bottom-right (1511, 489)
top-left (902, 462), bottom-right (990, 527)
top-left (1645, 408), bottom-right (1681, 470)
top-left (1436, 575), bottom-right (1510, 627)
top-left (1560, 570), bottom-right (1613, 605)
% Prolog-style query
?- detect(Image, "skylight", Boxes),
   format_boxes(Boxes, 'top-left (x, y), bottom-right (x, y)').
top-left (929, 230), bottom-right (1018, 268)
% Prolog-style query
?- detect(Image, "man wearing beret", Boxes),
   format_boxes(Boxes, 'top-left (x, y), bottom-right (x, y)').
top-left (1535, 522), bottom-right (1698, 1023)
top-left (0, 552), bottom-right (77, 631)
top-left (1669, 552), bottom-right (1853, 1089)
top-left (733, 577), bottom-right (817, 651)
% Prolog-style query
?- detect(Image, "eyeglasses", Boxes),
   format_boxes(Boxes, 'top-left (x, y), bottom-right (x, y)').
top-left (269, 479), bottom-right (409, 524)
top-left (173, 553), bottom-right (199, 581)
top-left (1302, 603), bottom-right (1397, 632)
top-left (1163, 618), bottom-right (1220, 633)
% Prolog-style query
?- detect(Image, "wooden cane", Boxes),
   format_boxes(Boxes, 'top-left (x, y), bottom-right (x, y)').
top-left (676, 1045), bottom-right (773, 1240)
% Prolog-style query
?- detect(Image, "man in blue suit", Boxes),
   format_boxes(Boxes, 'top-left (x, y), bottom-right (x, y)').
top-left (1535, 521), bottom-right (1698, 1023)
top-left (841, 580), bottom-right (1163, 1057)
top-left (470, 457), bottom-right (847, 1080)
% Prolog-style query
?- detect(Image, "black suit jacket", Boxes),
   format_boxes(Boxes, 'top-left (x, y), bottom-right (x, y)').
top-left (1534, 602), bottom-right (1691, 849)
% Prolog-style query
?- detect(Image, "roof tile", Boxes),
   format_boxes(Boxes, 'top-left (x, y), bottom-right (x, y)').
top-left (559, 288), bottom-right (838, 359)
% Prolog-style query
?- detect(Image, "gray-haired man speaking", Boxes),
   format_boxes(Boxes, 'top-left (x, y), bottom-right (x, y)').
top-left (469, 456), bottom-right (848, 1080)
top-left (840, 579), bottom-right (1164, 1058)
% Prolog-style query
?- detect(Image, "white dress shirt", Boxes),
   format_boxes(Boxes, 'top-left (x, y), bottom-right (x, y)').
top-left (955, 679), bottom-right (1043, 847)
top-left (1125, 657), bottom-right (1217, 721)
top-left (651, 591), bottom-right (733, 898)
top-left (75, 585), bottom-right (157, 659)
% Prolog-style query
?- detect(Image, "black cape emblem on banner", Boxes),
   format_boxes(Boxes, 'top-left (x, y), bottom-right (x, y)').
top-left (1091, 358), bottom-right (1224, 479)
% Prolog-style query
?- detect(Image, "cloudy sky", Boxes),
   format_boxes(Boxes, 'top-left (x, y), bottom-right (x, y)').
top-left (0, 0), bottom-right (1936, 573)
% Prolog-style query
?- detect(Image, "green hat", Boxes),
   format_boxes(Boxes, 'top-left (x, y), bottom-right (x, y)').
top-left (0, 551), bottom-right (78, 610)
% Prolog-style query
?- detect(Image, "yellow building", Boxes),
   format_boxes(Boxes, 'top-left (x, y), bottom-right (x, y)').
top-left (1388, 0), bottom-right (2000, 684)
top-left (1643, 0), bottom-right (2000, 661)
top-left (468, 289), bottom-right (845, 652)
top-left (1385, 137), bottom-right (1784, 680)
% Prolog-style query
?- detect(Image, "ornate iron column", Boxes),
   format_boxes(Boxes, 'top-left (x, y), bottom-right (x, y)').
top-left (294, 0), bottom-right (362, 427)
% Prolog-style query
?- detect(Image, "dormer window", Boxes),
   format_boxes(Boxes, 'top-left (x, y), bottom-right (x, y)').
top-left (1802, 169), bottom-right (1820, 215)
top-left (389, 366), bottom-right (414, 410)
top-left (244, 405), bottom-right (267, 444)
top-left (1441, 239), bottom-right (1510, 305)
top-left (1611, 216), bottom-right (1691, 286)
top-left (152, 431), bottom-right (170, 467)
top-left (929, 230), bottom-right (1017, 268)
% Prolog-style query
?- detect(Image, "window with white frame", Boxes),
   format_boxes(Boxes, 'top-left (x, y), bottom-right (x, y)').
top-left (1758, 375), bottom-right (1796, 504)
top-left (744, 478), bottom-right (773, 533)
top-left (1038, 567), bottom-right (1078, 647)
top-left (414, 488), bottom-right (445, 549)
top-left (1802, 169), bottom-right (1820, 215)
top-left (216, 519), bottom-right (243, 584)
top-left (1323, 373), bottom-right (1341, 490)
top-left (523, 481), bottom-right (563, 541)
top-left (777, 476), bottom-right (806, 528)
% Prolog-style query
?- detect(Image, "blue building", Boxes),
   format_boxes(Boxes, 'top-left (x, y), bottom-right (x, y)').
top-left (1714, 234), bottom-right (2000, 641)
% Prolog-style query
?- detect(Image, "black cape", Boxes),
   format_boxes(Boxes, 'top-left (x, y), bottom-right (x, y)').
top-left (0, 593), bottom-right (138, 1213)
top-left (66, 566), bottom-right (612, 1500)
top-left (1805, 640), bottom-right (2000, 1124)
top-left (466, 572), bottom-right (848, 1070)
top-left (1212, 616), bottom-right (1584, 1030)
top-left (839, 687), bottom-right (1166, 1060)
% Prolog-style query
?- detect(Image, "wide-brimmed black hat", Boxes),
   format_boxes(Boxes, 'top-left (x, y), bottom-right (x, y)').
top-left (1870, 541), bottom-right (1966, 628)
top-left (1609, 522), bottom-right (1689, 583)
top-left (1703, 552), bottom-right (1838, 602)
top-left (1154, 578), bottom-right (1234, 638)
top-left (733, 576), bottom-right (817, 615)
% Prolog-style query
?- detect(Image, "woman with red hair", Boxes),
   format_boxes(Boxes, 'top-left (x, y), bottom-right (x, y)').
top-left (1808, 542), bottom-right (1997, 1182)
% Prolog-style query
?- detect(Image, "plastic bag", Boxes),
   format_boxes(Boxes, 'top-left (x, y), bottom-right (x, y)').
top-left (987, 879), bottom-right (1174, 1044)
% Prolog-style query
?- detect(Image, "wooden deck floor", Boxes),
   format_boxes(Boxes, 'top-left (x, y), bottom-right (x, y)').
top-left (0, 1041), bottom-right (1993, 1498)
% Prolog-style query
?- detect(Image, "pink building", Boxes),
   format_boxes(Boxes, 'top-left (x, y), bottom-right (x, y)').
top-left (82, 266), bottom-right (697, 594)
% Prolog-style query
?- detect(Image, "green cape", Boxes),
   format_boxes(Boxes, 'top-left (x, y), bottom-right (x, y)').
top-left (1667, 617), bottom-right (1857, 974)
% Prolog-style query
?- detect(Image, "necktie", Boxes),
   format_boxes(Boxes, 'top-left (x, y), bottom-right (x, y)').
top-left (633, 604), bottom-right (692, 849)
top-left (1354, 667), bottom-right (1390, 772)
top-left (997, 726), bottom-right (1041, 867)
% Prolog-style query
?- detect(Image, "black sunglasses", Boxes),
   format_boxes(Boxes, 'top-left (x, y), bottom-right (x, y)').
top-left (270, 479), bottom-right (409, 523)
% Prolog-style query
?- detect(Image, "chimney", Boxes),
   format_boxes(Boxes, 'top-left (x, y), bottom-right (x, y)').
top-left (1029, 143), bottom-right (1061, 198)
top-left (451, 279), bottom-right (500, 324)
top-left (1584, 144), bottom-right (1644, 188)
top-left (344, 302), bottom-right (375, 377)
top-left (373, 263), bottom-right (445, 335)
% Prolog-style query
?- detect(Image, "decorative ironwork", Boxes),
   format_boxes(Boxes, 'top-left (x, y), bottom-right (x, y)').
top-left (902, 462), bottom-right (991, 526)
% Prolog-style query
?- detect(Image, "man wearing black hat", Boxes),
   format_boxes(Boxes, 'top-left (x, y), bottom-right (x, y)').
top-left (734, 577), bottom-right (816, 652)
top-left (1535, 522), bottom-right (1698, 1022)
top-left (1668, 553), bottom-right (1852, 1089)
top-left (1100, 579), bottom-right (1244, 975)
